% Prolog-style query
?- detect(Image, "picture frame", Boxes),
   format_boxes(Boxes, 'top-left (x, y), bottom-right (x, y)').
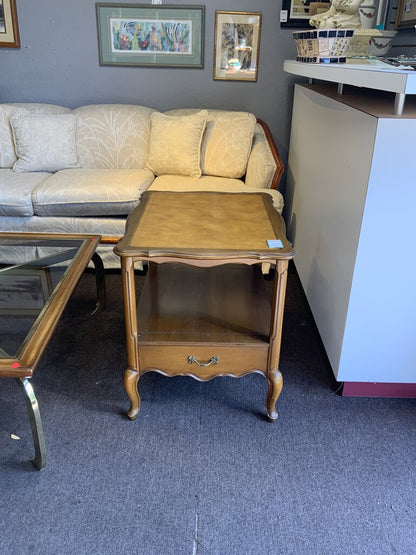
top-left (280, 0), bottom-right (330, 27)
top-left (0, 268), bottom-right (51, 317)
top-left (395, 0), bottom-right (416, 29)
top-left (213, 11), bottom-right (261, 82)
top-left (0, 0), bottom-right (20, 48)
top-left (96, 3), bottom-right (205, 68)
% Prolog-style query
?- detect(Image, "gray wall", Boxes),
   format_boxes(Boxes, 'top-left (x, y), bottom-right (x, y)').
top-left (0, 0), bottom-right (298, 191)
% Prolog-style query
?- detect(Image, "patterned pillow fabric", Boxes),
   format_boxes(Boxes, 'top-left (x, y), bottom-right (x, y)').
top-left (146, 110), bottom-right (208, 178)
top-left (200, 111), bottom-right (257, 179)
top-left (245, 124), bottom-right (276, 189)
top-left (11, 114), bottom-right (78, 172)
top-left (164, 109), bottom-right (257, 179)
top-left (73, 104), bottom-right (155, 169)
top-left (0, 103), bottom-right (70, 169)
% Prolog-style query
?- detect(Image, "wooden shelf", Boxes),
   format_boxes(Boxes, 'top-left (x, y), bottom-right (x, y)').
top-left (284, 59), bottom-right (416, 114)
top-left (138, 263), bottom-right (271, 345)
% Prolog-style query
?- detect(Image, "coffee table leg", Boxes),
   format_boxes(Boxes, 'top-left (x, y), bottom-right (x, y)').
top-left (266, 259), bottom-right (289, 422)
top-left (16, 378), bottom-right (46, 470)
top-left (121, 257), bottom-right (141, 420)
top-left (91, 252), bottom-right (106, 314)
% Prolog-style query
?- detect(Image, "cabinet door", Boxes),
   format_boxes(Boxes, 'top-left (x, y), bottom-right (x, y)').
top-left (339, 117), bottom-right (416, 383)
top-left (286, 85), bottom-right (376, 378)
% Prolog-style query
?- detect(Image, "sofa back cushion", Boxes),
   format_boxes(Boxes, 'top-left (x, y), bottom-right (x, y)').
top-left (244, 123), bottom-right (277, 189)
top-left (164, 109), bottom-right (257, 179)
top-left (73, 104), bottom-right (155, 170)
top-left (0, 103), bottom-right (70, 169)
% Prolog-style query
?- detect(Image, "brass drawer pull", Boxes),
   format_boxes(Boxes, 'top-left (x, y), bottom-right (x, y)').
top-left (187, 355), bottom-right (219, 367)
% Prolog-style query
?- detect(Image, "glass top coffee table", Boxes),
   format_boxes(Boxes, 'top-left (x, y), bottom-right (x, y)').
top-left (115, 191), bottom-right (295, 422)
top-left (0, 233), bottom-right (102, 469)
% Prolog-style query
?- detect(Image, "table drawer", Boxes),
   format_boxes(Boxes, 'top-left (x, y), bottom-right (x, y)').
top-left (139, 344), bottom-right (268, 380)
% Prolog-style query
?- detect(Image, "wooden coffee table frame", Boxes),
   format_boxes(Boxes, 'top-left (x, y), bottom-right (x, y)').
top-left (114, 191), bottom-right (295, 422)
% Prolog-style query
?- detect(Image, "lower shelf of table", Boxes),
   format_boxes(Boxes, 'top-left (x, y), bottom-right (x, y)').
top-left (136, 263), bottom-right (272, 378)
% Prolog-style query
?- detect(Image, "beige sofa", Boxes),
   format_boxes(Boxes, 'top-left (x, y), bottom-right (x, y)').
top-left (0, 103), bottom-right (284, 267)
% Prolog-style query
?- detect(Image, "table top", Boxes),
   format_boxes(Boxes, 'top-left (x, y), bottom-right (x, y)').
top-left (0, 233), bottom-right (100, 377)
top-left (114, 191), bottom-right (294, 261)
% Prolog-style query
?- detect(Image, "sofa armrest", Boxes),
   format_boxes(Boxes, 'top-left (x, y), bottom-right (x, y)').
top-left (245, 119), bottom-right (284, 190)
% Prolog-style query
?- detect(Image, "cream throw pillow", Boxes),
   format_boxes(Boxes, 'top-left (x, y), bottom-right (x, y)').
top-left (146, 110), bottom-right (208, 178)
top-left (200, 112), bottom-right (257, 178)
top-left (11, 114), bottom-right (78, 172)
top-left (163, 109), bottom-right (257, 179)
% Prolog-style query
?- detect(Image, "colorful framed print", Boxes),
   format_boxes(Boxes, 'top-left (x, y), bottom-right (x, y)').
top-left (0, 0), bottom-right (20, 48)
top-left (213, 11), bottom-right (261, 82)
top-left (96, 3), bottom-right (205, 68)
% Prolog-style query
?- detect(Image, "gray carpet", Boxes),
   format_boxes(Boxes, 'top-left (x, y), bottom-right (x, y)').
top-left (1, 265), bottom-right (415, 554)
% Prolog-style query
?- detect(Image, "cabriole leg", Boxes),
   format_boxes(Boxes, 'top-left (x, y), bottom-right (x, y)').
top-left (121, 257), bottom-right (141, 420)
top-left (266, 259), bottom-right (289, 422)
top-left (124, 369), bottom-right (141, 420)
top-left (266, 368), bottom-right (283, 422)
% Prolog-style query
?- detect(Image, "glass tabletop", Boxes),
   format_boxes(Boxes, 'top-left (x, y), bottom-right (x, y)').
top-left (0, 233), bottom-right (100, 370)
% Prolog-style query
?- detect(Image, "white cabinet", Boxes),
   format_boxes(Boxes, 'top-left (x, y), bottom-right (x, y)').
top-left (286, 83), bottom-right (416, 395)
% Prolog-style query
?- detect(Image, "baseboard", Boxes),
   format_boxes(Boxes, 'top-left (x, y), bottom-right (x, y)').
top-left (342, 382), bottom-right (416, 398)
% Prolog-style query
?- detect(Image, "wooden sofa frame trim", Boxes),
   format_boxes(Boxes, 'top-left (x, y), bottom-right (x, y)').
top-left (256, 118), bottom-right (284, 191)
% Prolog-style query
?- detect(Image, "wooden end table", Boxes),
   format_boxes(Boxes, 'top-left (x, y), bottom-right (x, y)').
top-left (114, 191), bottom-right (295, 421)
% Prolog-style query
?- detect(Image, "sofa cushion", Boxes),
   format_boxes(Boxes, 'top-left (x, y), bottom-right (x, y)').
top-left (73, 104), bottom-right (156, 169)
top-left (0, 103), bottom-right (70, 169)
top-left (245, 123), bottom-right (277, 189)
top-left (11, 114), bottom-right (79, 172)
top-left (146, 110), bottom-right (208, 178)
top-left (149, 174), bottom-right (245, 192)
top-left (164, 109), bottom-right (257, 179)
top-left (0, 169), bottom-right (51, 217)
top-left (149, 175), bottom-right (284, 214)
top-left (32, 168), bottom-right (154, 217)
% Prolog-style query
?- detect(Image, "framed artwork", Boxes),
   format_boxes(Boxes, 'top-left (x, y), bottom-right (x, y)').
top-left (96, 3), bottom-right (205, 68)
top-left (213, 11), bottom-right (261, 82)
top-left (280, 0), bottom-right (330, 27)
top-left (395, 0), bottom-right (416, 28)
top-left (0, 0), bottom-right (20, 48)
top-left (0, 268), bottom-right (50, 316)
